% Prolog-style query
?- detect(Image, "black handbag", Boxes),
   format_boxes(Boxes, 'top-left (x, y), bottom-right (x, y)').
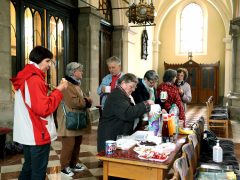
top-left (61, 102), bottom-right (87, 130)
top-left (202, 130), bottom-right (217, 150)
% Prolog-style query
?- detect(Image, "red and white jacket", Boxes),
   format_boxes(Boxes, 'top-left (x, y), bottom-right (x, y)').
top-left (10, 63), bottom-right (63, 145)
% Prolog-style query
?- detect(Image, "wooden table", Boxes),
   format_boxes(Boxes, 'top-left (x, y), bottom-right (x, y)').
top-left (97, 137), bottom-right (186, 180)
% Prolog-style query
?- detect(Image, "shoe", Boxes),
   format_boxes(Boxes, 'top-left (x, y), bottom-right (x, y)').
top-left (61, 166), bottom-right (74, 177)
top-left (70, 163), bottom-right (85, 172)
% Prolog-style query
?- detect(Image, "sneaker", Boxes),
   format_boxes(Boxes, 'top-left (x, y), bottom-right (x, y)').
top-left (61, 166), bottom-right (74, 177)
top-left (70, 163), bottom-right (85, 172)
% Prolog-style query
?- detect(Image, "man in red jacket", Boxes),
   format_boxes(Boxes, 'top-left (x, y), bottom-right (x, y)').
top-left (10, 46), bottom-right (68, 180)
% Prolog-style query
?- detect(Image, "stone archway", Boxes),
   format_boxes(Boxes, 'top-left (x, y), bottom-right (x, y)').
top-left (153, 0), bottom-right (233, 100)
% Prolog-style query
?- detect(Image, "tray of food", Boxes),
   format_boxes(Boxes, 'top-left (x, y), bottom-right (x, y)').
top-left (138, 151), bottom-right (169, 162)
top-left (137, 141), bottom-right (157, 147)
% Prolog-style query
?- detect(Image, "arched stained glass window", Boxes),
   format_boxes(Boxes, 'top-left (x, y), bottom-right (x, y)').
top-left (179, 3), bottom-right (204, 53)
top-left (10, 0), bottom-right (68, 88)
top-left (10, 2), bottom-right (16, 57)
top-left (57, 19), bottom-right (64, 85)
top-left (49, 16), bottom-right (65, 87)
top-left (10, 1), bottom-right (17, 98)
top-left (34, 11), bottom-right (42, 47)
top-left (24, 7), bottom-right (43, 64)
top-left (49, 16), bottom-right (57, 86)
top-left (24, 7), bottom-right (33, 64)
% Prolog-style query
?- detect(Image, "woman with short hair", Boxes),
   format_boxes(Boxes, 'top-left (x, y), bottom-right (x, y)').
top-left (131, 70), bottom-right (159, 130)
top-left (175, 68), bottom-right (192, 111)
top-left (97, 73), bottom-right (154, 152)
top-left (57, 62), bottom-right (92, 177)
top-left (156, 69), bottom-right (186, 126)
top-left (132, 70), bottom-right (159, 104)
top-left (10, 46), bottom-right (68, 180)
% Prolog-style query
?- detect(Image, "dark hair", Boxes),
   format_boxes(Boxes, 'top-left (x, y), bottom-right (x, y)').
top-left (29, 46), bottom-right (53, 64)
top-left (163, 69), bottom-right (177, 83)
top-left (144, 70), bottom-right (159, 81)
top-left (177, 68), bottom-right (188, 81)
top-left (118, 73), bottom-right (138, 85)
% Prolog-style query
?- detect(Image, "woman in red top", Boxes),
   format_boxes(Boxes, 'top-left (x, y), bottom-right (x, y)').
top-left (156, 69), bottom-right (186, 127)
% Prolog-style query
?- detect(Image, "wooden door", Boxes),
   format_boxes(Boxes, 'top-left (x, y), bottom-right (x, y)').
top-left (186, 67), bottom-right (199, 104)
top-left (198, 66), bottom-right (219, 104)
top-left (164, 60), bottom-right (219, 104)
top-left (99, 23), bottom-right (113, 83)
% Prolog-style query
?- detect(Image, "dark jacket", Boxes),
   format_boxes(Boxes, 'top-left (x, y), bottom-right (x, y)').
top-left (131, 78), bottom-right (157, 104)
top-left (97, 87), bottom-right (149, 152)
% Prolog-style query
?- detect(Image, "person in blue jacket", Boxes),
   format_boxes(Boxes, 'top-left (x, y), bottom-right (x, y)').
top-left (97, 56), bottom-right (124, 109)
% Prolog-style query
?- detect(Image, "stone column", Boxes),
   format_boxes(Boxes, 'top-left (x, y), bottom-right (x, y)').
top-left (223, 36), bottom-right (232, 98)
top-left (0, 0), bottom-right (13, 127)
top-left (235, 35), bottom-right (240, 92)
top-left (152, 40), bottom-right (161, 76)
top-left (78, 7), bottom-right (101, 106)
top-left (112, 25), bottom-right (129, 72)
top-left (230, 21), bottom-right (240, 93)
top-left (228, 21), bottom-right (240, 119)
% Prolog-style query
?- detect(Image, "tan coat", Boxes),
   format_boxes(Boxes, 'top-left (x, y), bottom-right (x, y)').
top-left (57, 82), bottom-right (91, 137)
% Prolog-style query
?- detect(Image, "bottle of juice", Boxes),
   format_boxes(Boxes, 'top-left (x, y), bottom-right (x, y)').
top-left (168, 114), bottom-right (175, 136)
top-left (169, 104), bottom-right (179, 140)
top-left (167, 114), bottom-right (175, 142)
top-left (162, 116), bottom-right (169, 143)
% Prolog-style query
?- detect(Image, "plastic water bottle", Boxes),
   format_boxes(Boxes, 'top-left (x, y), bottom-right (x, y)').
top-left (213, 140), bottom-right (223, 162)
top-left (169, 104), bottom-right (179, 137)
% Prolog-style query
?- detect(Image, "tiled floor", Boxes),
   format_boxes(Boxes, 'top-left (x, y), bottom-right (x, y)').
top-left (0, 105), bottom-right (239, 180)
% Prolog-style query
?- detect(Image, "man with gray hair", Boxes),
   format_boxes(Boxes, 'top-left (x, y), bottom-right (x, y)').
top-left (97, 56), bottom-right (124, 109)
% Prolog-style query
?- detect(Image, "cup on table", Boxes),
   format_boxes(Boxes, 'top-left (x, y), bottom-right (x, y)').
top-left (105, 86), bottom-right (111, 93)
top-left (105, 140), bottom-right (116, 155)
top-left (116, 135), bottom-right (126, 148)
top-left (116, 135), bottom-right (124, 140)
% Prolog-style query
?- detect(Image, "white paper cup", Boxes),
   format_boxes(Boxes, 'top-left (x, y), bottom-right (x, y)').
top-left (105, 86), bottom-right (111, 93)
top-left (160, 91), bottom-right (168, 100)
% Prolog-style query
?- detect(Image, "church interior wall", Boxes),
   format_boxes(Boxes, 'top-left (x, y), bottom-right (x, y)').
top-left (158, 0), bottom-right (226, 97)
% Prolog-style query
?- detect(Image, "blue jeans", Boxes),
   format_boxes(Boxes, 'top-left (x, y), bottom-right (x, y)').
top-left (19, 144), bottom-right (51, 180)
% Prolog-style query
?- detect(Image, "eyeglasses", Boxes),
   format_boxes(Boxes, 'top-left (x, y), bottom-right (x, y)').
top-left (148, 80), bottom-right (156, 85)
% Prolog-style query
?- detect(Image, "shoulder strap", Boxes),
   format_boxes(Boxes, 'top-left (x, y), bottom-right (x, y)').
top-left (61, 101), bottom-right (68, 116)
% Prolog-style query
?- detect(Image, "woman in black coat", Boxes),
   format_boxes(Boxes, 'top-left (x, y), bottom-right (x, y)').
top-left (131, 70), bottom-right (159, 129)
top-left (97, 73), bottom-right (154, 152)
top-left (132, 70), bottom-right (159, 104)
